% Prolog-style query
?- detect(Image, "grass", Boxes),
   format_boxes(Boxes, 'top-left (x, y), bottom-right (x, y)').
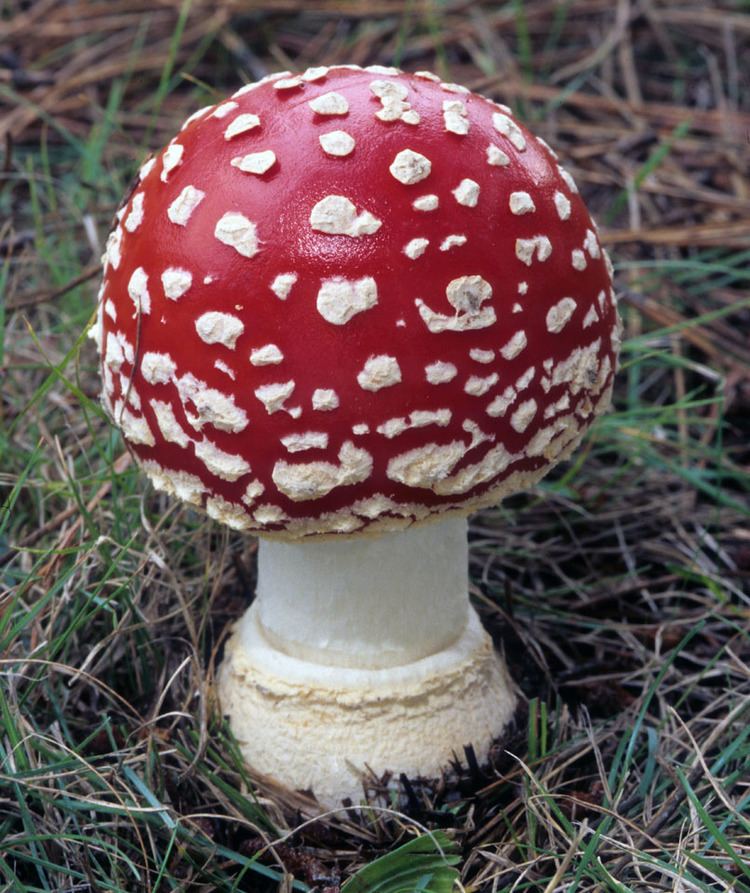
top-left (2, 0), bottom-right (750, 890)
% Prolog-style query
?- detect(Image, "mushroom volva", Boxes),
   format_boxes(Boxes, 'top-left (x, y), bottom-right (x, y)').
top-left (92, 65), bottom-right (620, 806)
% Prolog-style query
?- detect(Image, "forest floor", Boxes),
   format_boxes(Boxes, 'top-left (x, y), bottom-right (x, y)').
top-left (1, 1), bottom-right (749, 891)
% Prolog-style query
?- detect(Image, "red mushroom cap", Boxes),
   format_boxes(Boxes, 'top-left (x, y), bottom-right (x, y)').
top-left (93, 65), bottom-right (621, 539)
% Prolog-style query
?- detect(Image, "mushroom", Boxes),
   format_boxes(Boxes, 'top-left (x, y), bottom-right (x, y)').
top-left (93, 65), bottom-right (620, 806)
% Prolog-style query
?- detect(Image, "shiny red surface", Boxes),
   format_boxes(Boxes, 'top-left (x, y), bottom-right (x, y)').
top-left (97, 66), bottom-right (619, 536)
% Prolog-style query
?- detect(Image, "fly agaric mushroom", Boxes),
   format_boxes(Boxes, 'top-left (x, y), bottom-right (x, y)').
top-left (93, 64), bottom-right (620, 806)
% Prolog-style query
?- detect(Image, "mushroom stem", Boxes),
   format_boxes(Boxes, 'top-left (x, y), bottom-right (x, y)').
top-left (254, 515), bottom-right (470, 669)
top-left (218, 516), bottom-right (518, 806)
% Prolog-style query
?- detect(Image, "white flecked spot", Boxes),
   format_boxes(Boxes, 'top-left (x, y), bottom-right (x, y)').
top-left (308, 92), bottom-right (349, 115)
top-left (571, 249), bottom-right (587, 271)
top-left (319, 130), bottom-right (355, 156)
top-left (281, 431), bottom-right (328, 452)
top-left (463, 418), bottom-right (493, 450)
top-left (160, 143), bottom-right (184, 181)
top-left (206, 496), bottom-right (251, 531)
top-left (544, 393), bottom-right (571, 419)
top-left (312, 388), bottom-right (339, 411)
top-left (440, 234), bottom-right (467, 251)
top-left (470, 348), bottom-right (494, 364)
top-left (465, 372), bottom-right (499, 396)
top-left (176, 373), bottom-right (248, 433)
top-left (486, 386), bottom-right (516, 418)
top-left (492, 113), bottom-right (526, 150)
top-left (552, 338), bottom-right (601, 393)
top-left (230, 150), bottom-right (276, 175)
top-left (389, 149), bottom-right (431, 185)
top-left (255, 380), bottom-right (295, 414)
top-left (122, 377), bottom-right (141, 410)
top-left (141, 351), bottom-right (176, 384)
top-left (127, 267), bottom-right (151, 315)
top-left (486, 144), bottom-right (510, 166)
top-left (386, 441), bottom-right (465, 489)
top-left (182, 105), bottom-right (213, 129)
top-left (104, 333), bottom-right (124, 371)
top-left (403, 238), bottom-right (429, 259)
top-left (357, 355), bottom-right (401, 392)
top-left (273, 441), bottom-right (373, 501)
top-left (139, 157), bottom-right (156, 181)
top-left (366, 65), bottom-right (400, 75)
top-left (426, 361), bottom-right (458, 384)
top-left (352, 423), bottom-right (369, 435)
top-left (253, 504), bottom-right (287, 524)
top-left (509, 191), bottom-right (535, 215)
top-left (224, 113), bottom-right (261, 140)
top-left (500, 330), bottom-right (527, 359)
top-left (105, 227), bottom-right (122, 270)
top-left (195, 312), bottom-right (244, 348)
top-left (274, 76), bottom-right (303, 90)
top-left (167, 184), bottom-right (205, 226)
top-left (417, 275), bottom-right (495, 333)
top-left (583, 304), bottom-right (599, 328)
top-left (124, 193), bottom-right (145, 232)
top-left (195, 438), bottom-right (250, 481)
top-left (442, 82), bottom-right (469, 94)
top-left (558, 165), bottom-right (579, 193)
top-left (214, 212), bottom-right (259, 257)
top-left (143, 462), bottom-right (206, 505)
top-left (351, 494), bottom-right (411, 519)
top-left (554, 191), bottom-right (571, 220)
top-left (453, 179), bottom-right (480, 207)
top-left (271, 273), bottom-right (297, 300)
top-left (410, 409), bottom-right (451, 429)
top-left (511, 398), bottom-right (537, 433)
top-left (214, 360), bottom-right (235, 380)
top-left (370, 79), bottom-right (418, 123)
top-left (212, 101), bottom-right (238, 119)
top-left (310, 195), bottom-right (382, 236)
top-left (433, 443), bottom-right (518, 496)
top-left (584, 228), bottom-right (601, 258)
top-left (302, 66), bottom-right (329, 81)
top-left (250, 344), bottom-right (283, 365)
top-left (317, 276), bottom-right (378, 325)
top-left (546, 297), bottom-right (577, 333)
top-left (161, 267), bottom-right (192, 300)
top-left (118, 407), bottom-right (155, 447)
top-left (447, 276), bottom-right (491, 313)
top-left (242, 479), bottom-right (265, 505)
top-left (443, 99), bottom-right (469, 135)
top-left (515, 235), bottom-right (552, 265)
top-left (518, 281), bottom-right (528, 295)
top-left (377, 409), bottom-right (451, 438)
top-left (104, 299), bottom-right (116, 321)
top-left (597, 289), bottom-right (607, 311)
top-left (414, 70), bottom-right (440, 82)
top-left (413, 194), bottom-right (439, 211)
top-left (515, 366), bottom-right (535, 391)
top-left (117, 332), bottom-right (134, 365)
top-left (151, 400), bottom-right (191, 447)
top-left (513, 302), bottom-right (523, 313)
